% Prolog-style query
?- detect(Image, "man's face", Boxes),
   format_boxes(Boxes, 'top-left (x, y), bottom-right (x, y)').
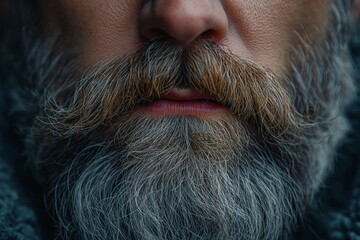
top-left (40, 0), bottom-right (331, 74)
top-left (18, 0), bottom-right (355, 239)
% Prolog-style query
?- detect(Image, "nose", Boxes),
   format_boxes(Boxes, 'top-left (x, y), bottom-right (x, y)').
top-left (139, 0), bottom-right (228, 45)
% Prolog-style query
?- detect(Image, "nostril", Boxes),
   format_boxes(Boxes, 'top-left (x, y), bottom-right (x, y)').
top-left (144, 28), bottom-right (169, 41)
top-left (199, 30), bottom-right (217, 42)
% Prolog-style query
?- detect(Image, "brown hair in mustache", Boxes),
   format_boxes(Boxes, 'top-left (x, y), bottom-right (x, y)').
top-left (40, 40), bottom-right (301, 139)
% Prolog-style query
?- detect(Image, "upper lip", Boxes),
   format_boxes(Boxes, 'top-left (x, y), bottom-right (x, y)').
top-left (160, 88), bottom-right (216, 101)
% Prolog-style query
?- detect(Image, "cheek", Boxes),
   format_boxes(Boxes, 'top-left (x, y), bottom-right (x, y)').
top-left (52, 0), bottom-right (143, 66)
top-left (224, 0), bottom-right (332, 75)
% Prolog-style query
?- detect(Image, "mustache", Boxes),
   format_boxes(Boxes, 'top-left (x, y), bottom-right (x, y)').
top-left (40, 40), bottom-right (300, 138)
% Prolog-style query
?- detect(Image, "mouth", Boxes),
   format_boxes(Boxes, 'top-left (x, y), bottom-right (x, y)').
top-left (138, 88), bottom-right (228, 116)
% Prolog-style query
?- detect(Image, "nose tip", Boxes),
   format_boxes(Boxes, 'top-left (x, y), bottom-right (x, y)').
top-left (139, 0), bottom-right (228, 45)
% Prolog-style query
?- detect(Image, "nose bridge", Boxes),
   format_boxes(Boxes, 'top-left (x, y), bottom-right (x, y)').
top-left (140, 0), bottom-right (228, 45)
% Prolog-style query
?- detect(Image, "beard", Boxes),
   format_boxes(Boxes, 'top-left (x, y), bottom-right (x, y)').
top-left (11, 1), bottom-right (356, 240)
top-left (31, 40), bottom-right (303, 240)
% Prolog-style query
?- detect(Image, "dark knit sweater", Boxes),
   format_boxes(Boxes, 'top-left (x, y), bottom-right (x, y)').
top-left (0, 84), bottom-right (40, 238)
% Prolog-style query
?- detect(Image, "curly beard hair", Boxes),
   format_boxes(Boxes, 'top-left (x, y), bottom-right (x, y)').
top-left (8, 1), bottom-right (356, 239)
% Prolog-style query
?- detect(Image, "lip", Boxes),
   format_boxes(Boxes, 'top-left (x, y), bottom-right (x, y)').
top-left (160, 88), bottom-right (216, 101)
top-left (138, 88), bottom-right (227, 116)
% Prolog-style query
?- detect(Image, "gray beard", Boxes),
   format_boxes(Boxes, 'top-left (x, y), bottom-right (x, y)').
top-left (47, 114), bottom-right (302, 240)
top-left (10, 1), bottom-right (356, 240)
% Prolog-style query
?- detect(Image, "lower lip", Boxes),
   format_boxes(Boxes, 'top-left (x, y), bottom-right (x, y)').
top-left (138, 99), bottom-right (228, 116)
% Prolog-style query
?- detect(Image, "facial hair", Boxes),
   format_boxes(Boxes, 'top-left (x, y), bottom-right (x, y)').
top-left (11, 1), bottom-right (356, 240)
top-left (30, 39), bottom-right (302, 240)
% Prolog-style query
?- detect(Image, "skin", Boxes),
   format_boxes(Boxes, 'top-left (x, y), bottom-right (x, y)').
top-left (37, 0), bottom-right (332, 76)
